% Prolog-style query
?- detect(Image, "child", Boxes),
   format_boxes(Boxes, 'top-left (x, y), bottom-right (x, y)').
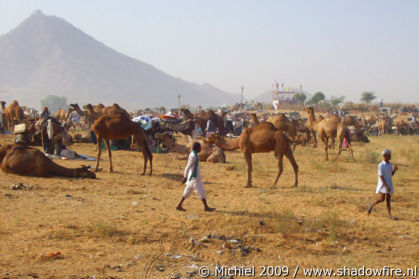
top-left (176, 142), bottom-right (215, 212)
top-left (367, 149), bottom-right (398, 219)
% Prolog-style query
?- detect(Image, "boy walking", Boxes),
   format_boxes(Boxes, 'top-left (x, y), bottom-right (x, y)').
top-left (367, 149), bottom-right (398, 219)
top-left (176, 142), bottom-right (215, 212)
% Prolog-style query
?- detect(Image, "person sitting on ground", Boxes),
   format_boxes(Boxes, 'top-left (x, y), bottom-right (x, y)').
top-left (176, 142), bottom-right (215, 212)
top-left (367, 149), bottom-right (398, 219)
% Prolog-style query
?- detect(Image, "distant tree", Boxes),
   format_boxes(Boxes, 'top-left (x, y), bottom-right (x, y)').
top-left (40, 95), bottom-right (68, 113)
top-left (308, 92), bottom-right (326, 105)
top-left (293, 93), bottom-right (307, 105)
top-left (330, 96), bottom-right (345, 107)
top-left (361, 92), bottom-right (376, 104)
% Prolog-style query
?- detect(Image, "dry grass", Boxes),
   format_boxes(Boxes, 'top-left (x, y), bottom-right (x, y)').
top-left (0, 131), bottom-right (418, 278)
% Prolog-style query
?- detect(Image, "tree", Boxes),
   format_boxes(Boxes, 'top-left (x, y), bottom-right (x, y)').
top-left (361, 92), bottom-right (376, 104)
top-left (330, 96), bottom-right (345, 107)
top-left (293, 93), bottom-right (307, 105)
top-left (308, 92), bottom-right (326, 105)
top-left (40, 95), bottom-right (68, 113)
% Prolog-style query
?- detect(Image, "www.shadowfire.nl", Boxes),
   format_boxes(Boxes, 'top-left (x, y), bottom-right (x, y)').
top-left (303, 266), bottom-right (417, 277)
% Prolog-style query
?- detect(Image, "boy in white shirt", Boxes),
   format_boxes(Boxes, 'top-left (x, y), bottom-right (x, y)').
top-left (176, 142), bottom-right (215, 212)
top-left (367, 149), bottom-right (398, 219)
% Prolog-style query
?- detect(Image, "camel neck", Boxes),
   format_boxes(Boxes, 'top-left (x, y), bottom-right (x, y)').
top-left (308, 111), bottom-right (316, 123)
top-left (219, 137), bottom-right (240, 151)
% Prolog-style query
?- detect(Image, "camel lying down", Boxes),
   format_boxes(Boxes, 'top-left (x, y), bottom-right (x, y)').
top-left (0, 143), bottom-right (96, 178)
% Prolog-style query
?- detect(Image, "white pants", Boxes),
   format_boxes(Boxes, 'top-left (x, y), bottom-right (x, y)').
top-left (183, 179), bottom-right (206, 200)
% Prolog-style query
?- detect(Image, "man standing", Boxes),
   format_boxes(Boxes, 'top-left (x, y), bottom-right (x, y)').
top-left (41, 107), bottom-right (50, 120)
top-left (367, 149), bottom-right (398, 219)
top-left (41, 107), bottom-right (52, 154)
top-left (205, 119), bottom-right (217, 137)
top-left (176, 142), bottom-right (215, 212)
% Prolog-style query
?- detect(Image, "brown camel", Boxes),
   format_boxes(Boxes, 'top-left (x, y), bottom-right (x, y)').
top-left (206, 134), bottom-right (240, 151)
top-left (0, 142), bottom-right (95, 178)
top-left (155, 133), bottom-right (225, 163)
top-left (69, 104), bottom-right (86, 117)
top-left (85, 103), bottom-right (105, 114)
top-left (2, 100), bottom-right (24, 130)
top-left (377, 116), bottom-right (392, 135)
top-left (82, 104), bottom-right (104, 119)
top-left (70, 103), bottom-right (100, 128)
top-left (53, 107), bottom-right (73, 122)
top-left (0, 101), bottom-right (7, 129)
top-left (317, 114), bottom-right (354, 161)
top-left (91, 112), bottom-right (152, 174)
top-left (304, 107), bottom-right (320, 147)
top-left (342, 115), bottom-right (360, 130)
top-left (207, 123), bottom-right (298, 187)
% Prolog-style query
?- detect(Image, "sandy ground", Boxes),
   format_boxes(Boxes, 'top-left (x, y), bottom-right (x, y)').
top-left (0, 132), bottom-right (418, 278)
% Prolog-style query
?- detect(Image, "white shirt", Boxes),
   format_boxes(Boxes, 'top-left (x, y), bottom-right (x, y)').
top-left (184, 152), bottom-right (201, 182)
top-left (376, 161), bottom-right (394, 194)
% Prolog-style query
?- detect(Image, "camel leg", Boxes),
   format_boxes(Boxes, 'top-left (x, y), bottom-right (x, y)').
top-left (103, 139), bottom-right (113, 172)
top-left (347, 141), bottom-right (355, 161)
top-left (332, 138), bottom-right (344, 162)
top-left (322, 135), bottom-right (329, 161)
top-left (94, 136), bottom-right (102, 172)
top-left (312, 131), bottom-right (317, 148)
top-left (273, 153), bottom-right (284, 187)
top-left (134, 134), bottom-right (150, 175)
top-left (141, 147), bottom-right (148, 175)
top-left (330, 138), bottom-right (335, 149)
top-left (285, 146), bottom-right (299, 186)
top-left (244, 152), bottom-right (252, 187)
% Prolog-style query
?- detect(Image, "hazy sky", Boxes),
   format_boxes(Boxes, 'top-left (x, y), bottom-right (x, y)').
top-left (1, 0), bottom-right (418, 103)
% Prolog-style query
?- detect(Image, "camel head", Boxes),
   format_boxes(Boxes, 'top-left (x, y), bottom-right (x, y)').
top-left (304, 106), bottom-right (314, 114)
top-left (77, 165), bottom-right (96, 178)
top-left (83, 104), bottom-right (93, 111)
top-left (0, 101), bottom-right (6, 108)
top-left (205, 133), bottom-right (220, 145)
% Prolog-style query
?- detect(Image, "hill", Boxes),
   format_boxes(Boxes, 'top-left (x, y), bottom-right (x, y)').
top-left (0, 11), bottom-right (238, 110)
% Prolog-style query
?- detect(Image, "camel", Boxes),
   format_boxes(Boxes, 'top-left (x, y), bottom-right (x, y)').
top-left (91, 112), bottom-right (152, 174)
top-left (0, 142), bottom-right (95, 178)
top-left (155, 132), bottom-right (225, 163)
top-left (342, 115), bottom-right (360, 130)
top-left (305, 107), bottom-right (354, 160)
top-left (53, 107), bottom-right (73, 122)
top-left (304, 107), bottom-right (320, 147)
top-left (70, 103), bottom-right (101, 128)
top-left (195, 110), bottom-right (228, 136)
top-left (1, 101), bottom-right (24, 130)
top-left (207, 123), bottom-right (298, 187)
top-left (377, 116), bottom-right (392, 135)
top-left (206, 134), bottom-right (240, 151)
top-left (0, 101), bottom-right (7, 129)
